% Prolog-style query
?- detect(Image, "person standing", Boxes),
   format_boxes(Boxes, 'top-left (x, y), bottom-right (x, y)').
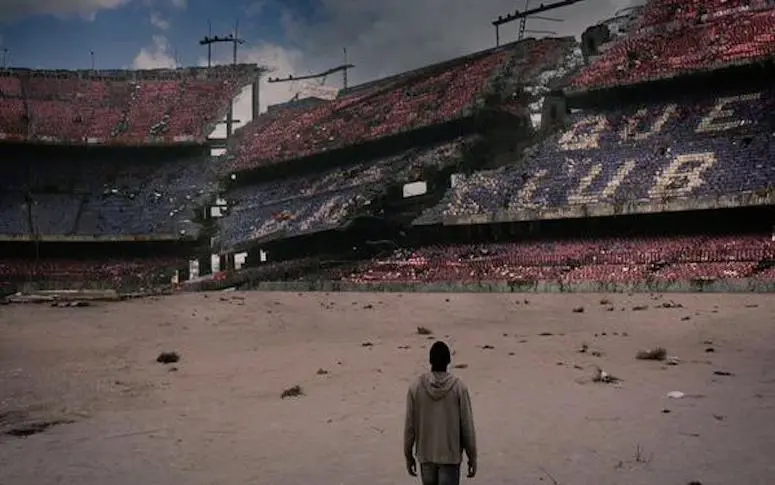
top-left (404, 341), bottom-right (477, 485)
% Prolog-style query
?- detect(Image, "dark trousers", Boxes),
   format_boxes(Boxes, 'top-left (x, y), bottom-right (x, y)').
top-left (420, 463), bottom-right (461, 485)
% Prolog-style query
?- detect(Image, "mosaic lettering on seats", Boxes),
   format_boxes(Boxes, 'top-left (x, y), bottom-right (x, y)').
top-left (426, 88), bottom-right (775, 219)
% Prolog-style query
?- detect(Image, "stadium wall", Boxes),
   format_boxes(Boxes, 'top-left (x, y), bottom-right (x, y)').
top-left (241, 279), bottom-right (775, 294)
top-left (442, 190), bottom-right (775, 227)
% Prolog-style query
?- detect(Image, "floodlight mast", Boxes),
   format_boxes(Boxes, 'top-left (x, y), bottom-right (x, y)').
top-left (267, 51), bottom-right (355, 104)
top-left (266, 64), bottom-right (355, 85)
top-left (492, 0), bottom-right (586, 46)
top-left (198, 19), bottom-right (247, 137)
top-left (198, 19), bottom-right (246, 67)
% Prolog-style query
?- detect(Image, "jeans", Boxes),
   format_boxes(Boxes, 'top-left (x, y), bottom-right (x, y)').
top-left (420, 463), bottom-right (461, 485)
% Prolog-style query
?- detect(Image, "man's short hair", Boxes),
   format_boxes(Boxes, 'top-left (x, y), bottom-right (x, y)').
top-left (429, 341), bottom-right (451, 367)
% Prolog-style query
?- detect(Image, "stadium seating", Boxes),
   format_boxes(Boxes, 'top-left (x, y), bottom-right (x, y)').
top-left (225, 38), bottom-right (573, 172)
top-left (340, 235), bottom-right (775, 284)
top-left (421, 86), bottom-right (775, 221)
top-left (570, 7), bottom-right (775, 90)
top-left (635, 0), bottom-right (768, 30)
top-left (218, 187), bottom-right (371, 247)
top-left (0, 154), bottom-right (217, 238)
top-left (0, 66), bottom-right (254, 145)
top-left (755, 264), bottom-right (775, 280)
top-left (0, 193), bottom-right (30, 235)
top-left (0, 257), bottom-right (183, 290)
top-left (217, 139), bottom-right (469, 249)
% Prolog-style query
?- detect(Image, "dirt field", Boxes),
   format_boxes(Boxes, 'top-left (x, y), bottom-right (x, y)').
top-left (1, 291), bottom-right (774, 485)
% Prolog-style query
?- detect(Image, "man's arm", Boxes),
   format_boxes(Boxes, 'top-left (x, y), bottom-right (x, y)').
top-left (459, 383), bottom-right (477, 464)
top-left (404, 387), bottom-right (416, 461)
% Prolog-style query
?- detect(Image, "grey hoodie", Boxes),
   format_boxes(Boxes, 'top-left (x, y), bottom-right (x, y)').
top-left (404, 371), bottom-right (477, 465)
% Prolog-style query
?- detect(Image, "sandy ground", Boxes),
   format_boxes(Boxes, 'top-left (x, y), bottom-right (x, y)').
top-left (1, 291), bottom-right (774, 485)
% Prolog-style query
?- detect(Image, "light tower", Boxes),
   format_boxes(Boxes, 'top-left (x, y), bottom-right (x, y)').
top-left (198, 20), bottom-right (246, 137)
top-left (267, 47), bottom-right (355, 100)
top-left (492, 0), bottom-right (587, 46)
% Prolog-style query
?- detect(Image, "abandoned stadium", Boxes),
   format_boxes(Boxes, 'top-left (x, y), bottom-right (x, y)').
top-left (2, 2), bottom-right (775, 485)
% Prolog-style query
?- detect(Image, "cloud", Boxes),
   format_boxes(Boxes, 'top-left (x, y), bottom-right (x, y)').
top-left (149, 11), bottom-right (169, 29)
top-left (244, 1), bottom-right (267, 17)
top-left (133, 35), bottom-right (176, 69)
top-left (0, 0), bottom-right (130, 22)
top-left (0, 0), bottom-right (187, 22)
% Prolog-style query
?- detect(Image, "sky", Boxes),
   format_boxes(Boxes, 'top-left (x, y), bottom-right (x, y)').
top-left (0, 0), bottom-right (640, 118)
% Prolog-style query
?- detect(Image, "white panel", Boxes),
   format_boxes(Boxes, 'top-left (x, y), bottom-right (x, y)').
top-left (235, 252), bottom-right (248, 270)
top-left (530, 113), bottom-right (542, 129)
top-left (298, 82), bottom-right (339, 100)
top-left (402, 181), bottom-right (427, 198)
top-left (231, 84), bottom-right (254, 130)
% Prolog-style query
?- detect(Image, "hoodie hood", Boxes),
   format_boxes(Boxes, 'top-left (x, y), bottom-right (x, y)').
top-left (421, 371), bottom-right (458, 401)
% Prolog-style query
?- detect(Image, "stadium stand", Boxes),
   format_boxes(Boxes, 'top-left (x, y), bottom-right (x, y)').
top-left (3, 0), bottom-right (775, 294)
top-left (0, 148), bottom-right (216, 291)
top-left (0, 65), bottom-right (256, 145)
top-left (635, 0), bottom-right (768, 30)
top-left (337, 235), bottom-right (775, 284)
top-left (0, 150), bottom-right (218, 239)
top-left (0, 193), bottom-right (29, 235)
top-left (224, 38), bottom-right (575, 172)
top-left (418, 86), bottom-right (775, 223)
top-left (569, 2), bottom-right (775, 91)
top-left (217, 138), bottom-right (471, 250)
top-left (0, 61), bottom-right (229, 289)
top-left (0, 257), bottom-right (183, 290)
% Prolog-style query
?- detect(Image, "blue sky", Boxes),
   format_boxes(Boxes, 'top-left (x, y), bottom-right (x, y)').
top-left (0, 0), bottom-right (637, 108)
top-left (0, 0), bottom-right (314, 69)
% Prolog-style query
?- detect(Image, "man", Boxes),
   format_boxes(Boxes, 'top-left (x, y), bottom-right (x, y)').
top-left (404, 341), bottom-right (477, 485)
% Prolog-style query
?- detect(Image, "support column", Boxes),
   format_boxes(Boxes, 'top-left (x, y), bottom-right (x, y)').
top-left (199, 255), bottom-right (212, 277)
top-left (247, 248), bottom-right (261, 267)
top-left (252, 78), bottom-right (261, 120)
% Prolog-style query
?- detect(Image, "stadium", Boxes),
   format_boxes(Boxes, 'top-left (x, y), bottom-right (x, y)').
top-left (2, 1), bottom-right (775, 484)
top-left (3, 3), bottom-right (775, 296)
